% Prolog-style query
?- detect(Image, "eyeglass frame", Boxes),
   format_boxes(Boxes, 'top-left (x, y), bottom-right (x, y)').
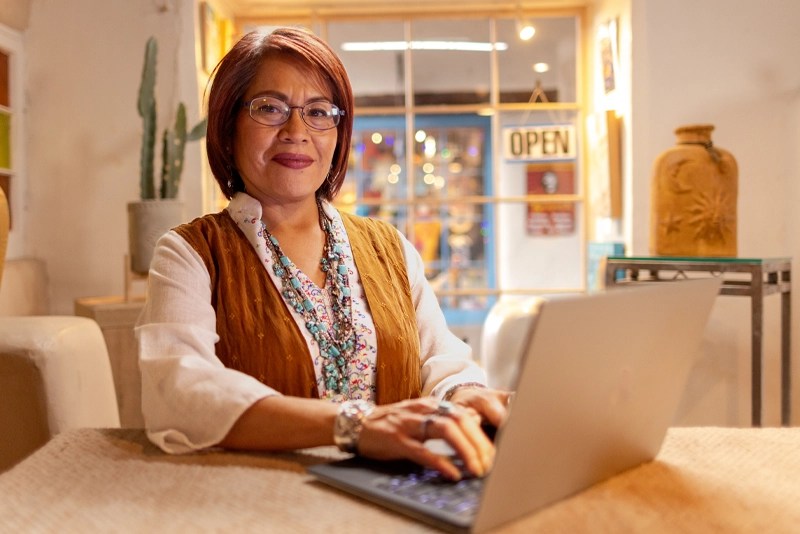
top-left (242, 95), bottom-right (345, 131)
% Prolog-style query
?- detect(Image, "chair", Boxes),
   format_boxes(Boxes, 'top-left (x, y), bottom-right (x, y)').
top-left (480, 296), bottom-right (544, 391)
top-left (0, 188), bottom-right (120, 472)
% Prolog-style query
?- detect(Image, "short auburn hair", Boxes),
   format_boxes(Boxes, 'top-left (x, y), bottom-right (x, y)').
top-left (206, 27), bottom-right (354, 201)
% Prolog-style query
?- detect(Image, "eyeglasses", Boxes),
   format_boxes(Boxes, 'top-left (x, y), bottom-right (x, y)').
top-left (243, 96), bottom-right (344, 131)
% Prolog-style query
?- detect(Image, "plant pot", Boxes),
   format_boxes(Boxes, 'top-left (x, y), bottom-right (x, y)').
top-left (127, 199), bottom-right (184, 275)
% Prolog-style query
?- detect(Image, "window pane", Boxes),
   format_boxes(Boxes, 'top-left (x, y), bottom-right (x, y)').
top-left (327, 21), bottom-right (406, 107)
top-left (410, 19), bottom-right (491, 106)
top-left (496, 108), bottom-right (582, 290)
top-left (410, 114), bottom-right (494, 324)
top-left (496, 199), bottom-right (583, 289)
top-left (342, 115), bottom-right (407, 224)
top-left (496, 16), bottom-right (577, 103)
top-left (411, 117), bottom-right (488, 198)
top-left (497, 109), bottom-right (581, 196)
top-left (425, 202), bottom-right (495, 325)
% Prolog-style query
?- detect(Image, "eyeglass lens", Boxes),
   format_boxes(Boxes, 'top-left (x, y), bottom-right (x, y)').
top-left (248, 96), bottom-right (342, 130)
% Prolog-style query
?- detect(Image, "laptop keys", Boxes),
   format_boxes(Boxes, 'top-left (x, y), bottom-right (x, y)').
top-left (374, 465), bottom-right (484, 517)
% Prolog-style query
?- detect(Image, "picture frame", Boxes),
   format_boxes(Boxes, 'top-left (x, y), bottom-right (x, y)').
top-left (200, 2), bottom-right (221, 74)
top-left (526, 161), bottom-right (576, 236)
top-left (599, 18), bottom-right (619, 95)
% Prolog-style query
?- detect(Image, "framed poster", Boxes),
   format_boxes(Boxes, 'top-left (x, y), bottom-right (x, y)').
top-left (599, 18), bottom-right (619, 95)
top-left (526, 161), bottom-right (576, 236)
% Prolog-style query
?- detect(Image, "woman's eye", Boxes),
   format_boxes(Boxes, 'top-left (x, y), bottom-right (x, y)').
top-left (257, 104), bottom-right (281, 114)
top-left (306, 106), bottom-right (329, 117)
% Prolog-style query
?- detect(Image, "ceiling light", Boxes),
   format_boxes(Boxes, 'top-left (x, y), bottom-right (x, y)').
top-left (533, 62), bottom-right (550, 73)
top-left (518, 22), bottom-right (536, 41)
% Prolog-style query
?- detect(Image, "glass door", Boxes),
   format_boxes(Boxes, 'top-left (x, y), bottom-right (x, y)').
top-left (341, 113), bottom-right (495, 325)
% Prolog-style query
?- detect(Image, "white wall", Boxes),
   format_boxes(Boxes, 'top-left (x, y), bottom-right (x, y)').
top-left (21, 0), bottom-right (204, 313)
top-left (624, 0), bottom-right (800, 426)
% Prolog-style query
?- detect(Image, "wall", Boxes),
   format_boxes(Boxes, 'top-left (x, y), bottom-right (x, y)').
top-left (0, 1), bottom-right (31, 31)
top-left (18, 0), bottom-right (204, 313)
top-left (584, 0), bottom-right (800, 427)
top-left (624, 0), bottom-right (800, 426)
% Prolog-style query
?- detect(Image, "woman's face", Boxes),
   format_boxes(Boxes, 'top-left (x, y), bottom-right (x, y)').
top-left (234, 55), bottom-right (338, 207)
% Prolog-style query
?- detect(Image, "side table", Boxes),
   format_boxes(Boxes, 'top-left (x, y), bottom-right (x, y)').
top-left (74, 296), bottom-right (145, 428)
top-left (604, 256), bottom-right (791, 426)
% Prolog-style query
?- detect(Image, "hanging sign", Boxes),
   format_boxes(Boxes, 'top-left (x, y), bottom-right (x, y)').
top-left (503, 125), bottom-right (576, 161)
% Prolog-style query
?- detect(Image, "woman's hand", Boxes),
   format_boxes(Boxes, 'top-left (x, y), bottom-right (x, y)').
top-left (447, 386), bottom-right (512, 430)
top-left (355, 397), bottom-right (494, 480)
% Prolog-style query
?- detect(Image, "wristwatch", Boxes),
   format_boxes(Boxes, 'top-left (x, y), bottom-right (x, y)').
top-left (333, 400), bottom-right (375, 454)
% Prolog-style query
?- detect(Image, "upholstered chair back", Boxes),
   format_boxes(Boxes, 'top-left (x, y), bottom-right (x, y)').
top-left (480, 296), bottom-right (544, 391)
top-left (0, 186), bottom-right (121, 472)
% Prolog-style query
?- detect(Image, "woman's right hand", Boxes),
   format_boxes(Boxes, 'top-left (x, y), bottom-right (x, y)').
top-left (354, 397), bottom-right (495, 480)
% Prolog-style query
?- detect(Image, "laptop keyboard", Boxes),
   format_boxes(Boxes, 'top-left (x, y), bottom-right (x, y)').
top-left (373, 461), bottom-right (484, 517)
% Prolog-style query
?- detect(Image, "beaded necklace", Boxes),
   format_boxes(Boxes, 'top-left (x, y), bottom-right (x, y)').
top-left (261, 201), bottom-right (356, 396)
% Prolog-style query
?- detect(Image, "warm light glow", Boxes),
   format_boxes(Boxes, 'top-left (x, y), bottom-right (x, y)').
top-left (422, 162), bottom-right (435, 173)
top-left (519, 24), bottom-right (536, 41)
top-left (424, 138), bottom-right (437, 158)
top-left (533, 62), bottom-right (550, 73)
top-left (448, 162), bottom-right (463, 174)
top-left (389, 163), bottom-right (402, 175)
top-left (342, 41), bottom-right (508, 52)
top-left (423, 173), bottom-right (436, 185)
top-left (415, 130), bottom-right (427, 143)
top-left (387, 174), bottom-right (399, 184)
top-left (371, 132), bottom-right (383, 144)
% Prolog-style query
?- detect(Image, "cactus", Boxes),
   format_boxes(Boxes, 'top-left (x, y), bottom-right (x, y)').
top-left (137, 37), bottom-right (206, 200)
top-left (137, 37), bottom-right (157, 200)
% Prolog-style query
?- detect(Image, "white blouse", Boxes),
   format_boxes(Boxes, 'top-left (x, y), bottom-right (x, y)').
top-left (136, 193), bottom-right (486, 453)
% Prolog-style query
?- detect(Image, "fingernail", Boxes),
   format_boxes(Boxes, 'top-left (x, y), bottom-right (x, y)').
top-left (472, 462), bottom-right (484, 477)
top-left (446, 467), bottom-right (462, 481)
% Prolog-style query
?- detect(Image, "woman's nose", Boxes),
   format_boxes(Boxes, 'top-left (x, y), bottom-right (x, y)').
top-left (279, 108), bottom-right (309, 138)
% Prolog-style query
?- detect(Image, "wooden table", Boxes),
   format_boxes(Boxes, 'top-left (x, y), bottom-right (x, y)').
top-left (604, 256), bottom-right (791, 426)
top-left (1, 427), bottom-right (799, 533)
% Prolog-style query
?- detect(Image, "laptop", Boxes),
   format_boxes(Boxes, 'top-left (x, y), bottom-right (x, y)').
top-left (308, 278), bottom-right (721, 532)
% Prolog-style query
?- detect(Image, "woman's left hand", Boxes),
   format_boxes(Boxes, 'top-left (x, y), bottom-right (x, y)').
top-left (447, 386), bottom-right (512, 429)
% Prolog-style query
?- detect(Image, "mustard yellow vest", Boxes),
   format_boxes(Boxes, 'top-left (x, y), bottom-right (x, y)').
top-left (174, 210), bottom-right (421, 404)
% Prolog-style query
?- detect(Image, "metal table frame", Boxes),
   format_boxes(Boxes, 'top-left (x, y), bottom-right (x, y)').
top-left (604, 256), bottom-right (791, 426)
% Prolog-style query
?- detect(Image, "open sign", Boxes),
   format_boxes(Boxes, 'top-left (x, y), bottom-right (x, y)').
top-left (503, 125), bottom-right (576, 161)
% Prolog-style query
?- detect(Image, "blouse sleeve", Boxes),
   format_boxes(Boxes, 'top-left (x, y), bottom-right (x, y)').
top-left (135, 230), bottom-right (280, 454)
top-left (397, 231), bottom-right (488, 398)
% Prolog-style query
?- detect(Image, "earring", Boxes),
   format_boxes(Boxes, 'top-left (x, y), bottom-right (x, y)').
top-left (326, 168), bottom-right (338, 185)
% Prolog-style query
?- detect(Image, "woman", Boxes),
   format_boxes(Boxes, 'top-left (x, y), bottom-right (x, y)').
top-left (136, 27), bottom-right (509, 480)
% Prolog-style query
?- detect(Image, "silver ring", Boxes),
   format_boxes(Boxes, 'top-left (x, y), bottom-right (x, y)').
top-left (420, 415), bottom-right (435, 441)
top-left (436, 400), bottom-right (456, 417)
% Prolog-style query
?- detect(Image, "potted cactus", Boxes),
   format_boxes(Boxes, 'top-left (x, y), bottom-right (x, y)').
top-left (128, 37), bottom-right (206, 275)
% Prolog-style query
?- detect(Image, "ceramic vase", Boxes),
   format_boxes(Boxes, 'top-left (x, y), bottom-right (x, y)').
top-left (127, 200), bottom-right (184, 275)
top-left (649, 124), bottom-right (738, 257)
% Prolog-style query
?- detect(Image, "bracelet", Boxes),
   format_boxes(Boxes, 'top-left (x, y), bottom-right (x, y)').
top-left (333, 400), bottom-right (375, 454)
top-left (442, 381), bottom-right (487, 402)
